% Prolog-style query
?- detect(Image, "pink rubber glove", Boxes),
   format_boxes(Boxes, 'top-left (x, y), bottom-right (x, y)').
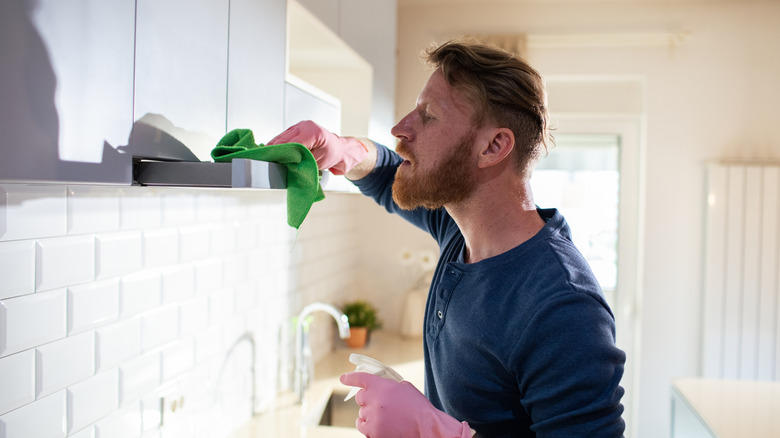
top-left (340, 371), bottom-right (473, 438)
top-left (267, 120), bottom-right (368, 175)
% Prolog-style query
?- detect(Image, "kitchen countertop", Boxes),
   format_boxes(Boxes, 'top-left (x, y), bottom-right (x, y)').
top-left (672, 378), bottom-right (780, 437)
top-left (230, 331), bottom-right (424, 438)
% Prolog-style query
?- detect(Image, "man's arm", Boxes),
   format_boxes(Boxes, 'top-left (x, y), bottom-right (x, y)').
top-left (344, 137), bottom-right (378, 181)
top-left (267, 120), bottom-right (372, 177)
top-left (515, 292), bottom-right (626, 436)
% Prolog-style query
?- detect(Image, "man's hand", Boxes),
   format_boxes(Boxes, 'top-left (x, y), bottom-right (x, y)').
top-left (340, 372), bottom-right (473, 438)
top-left (267, 120), bottom-right (369, 176)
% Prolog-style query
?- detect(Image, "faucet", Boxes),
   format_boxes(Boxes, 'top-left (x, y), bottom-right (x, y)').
top-left (215, 332), bottom-right (257, 414)
top-left (294, 303), bottom-right (351, 402)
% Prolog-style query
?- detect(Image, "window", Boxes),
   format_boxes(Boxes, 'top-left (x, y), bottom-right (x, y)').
top-left (531, 133), bottom-right (620, 307)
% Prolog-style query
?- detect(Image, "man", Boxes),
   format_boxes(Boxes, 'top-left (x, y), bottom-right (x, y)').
top-left (269, 40), bottom-right (626, 437)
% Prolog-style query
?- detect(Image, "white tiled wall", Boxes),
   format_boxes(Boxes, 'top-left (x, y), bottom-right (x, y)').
top-left (0, 183), bottom-right (360, 438)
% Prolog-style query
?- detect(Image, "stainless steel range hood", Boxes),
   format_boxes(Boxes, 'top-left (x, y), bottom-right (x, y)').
top-left (130, 120), bottom-right (287, 189)
top-left (134, 159), bottom-right (287, 189)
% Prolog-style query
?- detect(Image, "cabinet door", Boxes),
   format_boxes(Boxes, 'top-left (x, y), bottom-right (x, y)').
top-left (227, 0), bottom-right (286, 144)
top-left (134, 0), bottom-right (230, 162)
top-left (284, 80), bottom-right (341, 134)
top-left (0, 0), bottom-right (135, 183)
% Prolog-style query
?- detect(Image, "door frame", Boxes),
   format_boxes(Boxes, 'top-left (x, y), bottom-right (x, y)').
top-left (549, 113), bottom-right (645, 437)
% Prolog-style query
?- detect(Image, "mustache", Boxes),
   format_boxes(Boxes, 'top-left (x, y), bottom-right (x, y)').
top-left (395, 140), bottom-right (413, 160)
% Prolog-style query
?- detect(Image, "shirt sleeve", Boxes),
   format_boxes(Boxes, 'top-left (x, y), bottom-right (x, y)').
top-left (510, 291), bottom-right (626, 437)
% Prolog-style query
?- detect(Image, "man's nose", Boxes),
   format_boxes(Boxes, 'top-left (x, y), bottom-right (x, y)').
top-left (391, 112), bottom-right (415, 142)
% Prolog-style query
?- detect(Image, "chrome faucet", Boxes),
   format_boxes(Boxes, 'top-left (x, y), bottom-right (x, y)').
top-left (294, 303), bottom-right (351, 402)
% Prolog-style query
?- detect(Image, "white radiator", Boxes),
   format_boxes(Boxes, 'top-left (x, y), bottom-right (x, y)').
top-left (702, 161), bottom-right (780, 381)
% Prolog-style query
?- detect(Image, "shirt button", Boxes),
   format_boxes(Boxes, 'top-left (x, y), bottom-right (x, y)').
top-left (437, 310), bottom-right (443, 319)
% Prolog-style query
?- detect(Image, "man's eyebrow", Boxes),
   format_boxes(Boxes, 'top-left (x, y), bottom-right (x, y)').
top-left (420, 102), bottom-right (438, 115)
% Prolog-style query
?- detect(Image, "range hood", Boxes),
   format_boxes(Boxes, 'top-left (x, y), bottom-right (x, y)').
top-left (130, 121), bottom-right (289, 190)
top-left (133, 159), bottom-right (287, 189)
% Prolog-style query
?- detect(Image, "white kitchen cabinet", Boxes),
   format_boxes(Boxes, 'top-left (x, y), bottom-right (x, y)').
top-left (287, 0), bottom-right (372, 139)
top-left (227, 0), bottom-right (287, 144)
top-left (295, 0), bottom-right (397, 147)
top-left (0, 0), bottom-right (135, 184)
top-left (1, 0), bottom-right (384, 186)
top-left (284, 77), bottom-right (341, 135)
top-left (296, 0), bottom-right (339, 32)
top-left (134, 0), bottom-right (230, 162)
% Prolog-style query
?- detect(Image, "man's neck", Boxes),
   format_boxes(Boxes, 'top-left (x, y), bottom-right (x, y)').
top-left (447, 181), bottom-right (545, 264)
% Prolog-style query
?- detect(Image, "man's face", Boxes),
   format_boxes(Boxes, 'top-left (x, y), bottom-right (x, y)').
top-left (390, 69), bottom-right (479, 210)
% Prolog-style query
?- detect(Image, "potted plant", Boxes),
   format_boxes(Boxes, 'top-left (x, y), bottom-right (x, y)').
top-left (342, 300), bottom-right (382, 348)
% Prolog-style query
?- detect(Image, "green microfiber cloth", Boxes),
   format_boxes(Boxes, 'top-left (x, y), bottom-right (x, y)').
top-left (211, 129), bottom-right (325, 229)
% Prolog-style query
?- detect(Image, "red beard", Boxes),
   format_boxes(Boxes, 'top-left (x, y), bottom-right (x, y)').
top-left (392, 134), bottom-right (477, 210)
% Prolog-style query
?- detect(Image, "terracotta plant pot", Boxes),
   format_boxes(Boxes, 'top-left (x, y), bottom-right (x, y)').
top-left (345, 326), bottom-right (368, 349)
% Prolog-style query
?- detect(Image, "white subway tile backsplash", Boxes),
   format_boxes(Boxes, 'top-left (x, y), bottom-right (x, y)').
top-left (0, 184), bottom-right (360, 436)
top-left (178, 225), bottom-right (210, 262)
top-left (95, 405), bottom-right (141, 438)
top-left (179, 296), bottom-right (209, 336)
top-left (119, 353), bottom-right (160, 404)
top-left (160, 265), bottom-right (194, 305)
top-left (0, 240), bottom-right (35, 299)
top-left (36, 235), bottom-right (95, 292)
top-left (219, 336), bottom-right (253, 385)
top-left (179, 364), bottom-right (213, 415)
top-left (35, 331), bottom-right (95, 399)
top-left (157, 412), bottom-right (194, 438)
top-left (208, 289), bottom-right (235, 324)
top-left (67, 186), bottom-right (120, 235)
top-left (222, 254), bottom-right (247, 288)
top-left (0, 289), bottom-right (66, 358)
top-left (139, 394), bottom-right (162, 434)
top-left (69, 425), bottom-right (96, 438)
top-left (0, 350), bottom-right (35, 415)
top-left (233, 281), bottom-right (257, 313)
top-left (120, 272), bottom-right (161, 318)
top-left (142, 228), bottom-right (179, 268)
top-left (161, 191), bottom-right (196, 226)
top-left (182, 381), bottom-right (210, 419)
top-left (0, 184), bottom-right (67, 242)
top-left (96, 231), bottom-right (142, 280)
top-left (209, 223), bottom-right (236, 256)
top-left (96, 318), bottom-right (141, 371)
top-left (220, 319), bottom-right (246, 357)
top-left (194, 327), bottom-right (221, 364)
top-left (256, 206), bottom-right (292, 244)
top-left (195, 193), bottom-right (224, 223)
top-left (119, 187), bottom-right (161, 230)
top-left (223, 195), bottom-right (250, 222)
top-left (234, 220), bottom-right (257, 250)
top-left (193, 259), bottom-right (223, 295)
top-left (67, 369), bottom-right (119, 433)
top-left (68, 280), bottom-right (120, 335)
top-left (0, 391), bottom-right (67, 438)
top-left (160, 340), bottom-right (194, 383)
top-left (141, 306), bottom-right (179, 352)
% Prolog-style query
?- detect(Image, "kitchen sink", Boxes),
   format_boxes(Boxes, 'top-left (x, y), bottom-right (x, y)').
top-left (318, 390), bottom-right (359, 428)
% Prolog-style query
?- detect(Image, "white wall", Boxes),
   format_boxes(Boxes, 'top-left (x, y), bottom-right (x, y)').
top-left (0, 185), bottom-right (362, 437)
top-left (397, 1), bottom-right (780, 437)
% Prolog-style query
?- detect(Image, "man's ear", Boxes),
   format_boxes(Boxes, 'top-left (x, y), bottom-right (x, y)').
top-left (477, 128), bottom-right (514, 169)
